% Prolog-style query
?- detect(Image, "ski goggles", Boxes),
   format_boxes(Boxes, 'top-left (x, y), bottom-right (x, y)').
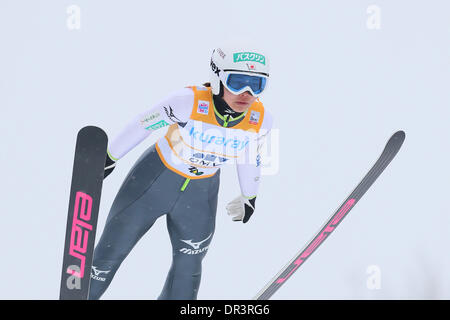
top-left (221, 72), bottom-right (268, 97)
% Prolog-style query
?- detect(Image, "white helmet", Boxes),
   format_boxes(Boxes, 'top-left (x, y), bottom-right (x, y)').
top-left (209, 44), bottom-right (270, 97)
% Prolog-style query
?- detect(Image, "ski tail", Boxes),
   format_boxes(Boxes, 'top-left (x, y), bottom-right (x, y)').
top-left (59, 126), bottom-right (108, 300)
top-left (254, 130), bottom-right (405, 300)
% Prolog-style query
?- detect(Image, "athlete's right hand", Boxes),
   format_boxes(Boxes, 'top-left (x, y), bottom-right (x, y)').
top-left (104, 153), bottom-right (116, 179)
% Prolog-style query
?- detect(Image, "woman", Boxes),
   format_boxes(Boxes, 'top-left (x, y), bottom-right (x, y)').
top-left (88, 44), bottom-right (274, 299)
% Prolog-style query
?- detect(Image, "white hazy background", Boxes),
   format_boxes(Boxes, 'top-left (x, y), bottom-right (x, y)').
top-left (1, 0), bottom-right (449, 299)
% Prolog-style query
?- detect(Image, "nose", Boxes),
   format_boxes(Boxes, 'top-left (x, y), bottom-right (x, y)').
top-left (240, 91), bottom-right (253, 98)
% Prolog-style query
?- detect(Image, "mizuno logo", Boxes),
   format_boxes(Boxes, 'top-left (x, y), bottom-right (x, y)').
top-left (90, 266), bottom-right (111, 282)
top-left (164, 105), bottom-right (182, 123)
top-left (181, 233), bottom-right (212, 249)
top-left (91, 266), bottom-right (111, 276)
top-left (179, 233), bottom-right (212, 255)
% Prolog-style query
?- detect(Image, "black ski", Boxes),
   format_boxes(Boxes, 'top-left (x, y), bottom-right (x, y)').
top-left (59, 126), bottom-right (108, 300)
top-left (254, 130), bottom-right (406, 300)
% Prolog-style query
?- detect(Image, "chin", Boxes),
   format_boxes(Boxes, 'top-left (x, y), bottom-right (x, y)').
top-left (232, 103), bottom-right (250, 112)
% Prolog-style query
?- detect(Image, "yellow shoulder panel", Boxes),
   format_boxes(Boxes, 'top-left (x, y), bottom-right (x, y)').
top-left (188, 86), bottom-right (216, 125)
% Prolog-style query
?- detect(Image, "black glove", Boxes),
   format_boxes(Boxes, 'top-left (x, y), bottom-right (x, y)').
top-left (226, 195), bottom-right (257, 224)
top-left (104, 153), bottom-right (116, 179)
top-left (243, 197), bottom-right (256, 223)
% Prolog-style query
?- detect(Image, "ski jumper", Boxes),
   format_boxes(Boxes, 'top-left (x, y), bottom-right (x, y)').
top-left (88, 86), bottom-right (273, 299)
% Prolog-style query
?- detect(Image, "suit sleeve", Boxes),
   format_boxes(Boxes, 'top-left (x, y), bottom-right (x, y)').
top-left (107, 87), bottom-right (194, 160)
top-left (236, 109), bottom-right (273, 198)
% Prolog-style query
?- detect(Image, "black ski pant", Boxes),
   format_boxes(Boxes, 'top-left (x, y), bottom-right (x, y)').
top-left (88, 145), bottom-right (220, 299)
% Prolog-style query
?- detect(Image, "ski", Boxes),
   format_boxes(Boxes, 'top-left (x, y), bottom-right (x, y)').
top-left (254, 130), bottom-right (406, 300)
top-left (59, 126), bottom-right (108, 300)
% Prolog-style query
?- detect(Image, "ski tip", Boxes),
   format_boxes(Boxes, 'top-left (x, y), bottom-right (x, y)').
top-left (78, 126), bottom-right (108, 140)
top-left (392, 130), bottom-right (406, 143)
top-left (79, 125), bottom-right (107, 134)
top-left (385, 130), bottom-right (405, 153)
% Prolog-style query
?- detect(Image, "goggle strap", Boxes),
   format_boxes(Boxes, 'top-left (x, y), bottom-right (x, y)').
top-left (223, 69), bottom-right (269, 77)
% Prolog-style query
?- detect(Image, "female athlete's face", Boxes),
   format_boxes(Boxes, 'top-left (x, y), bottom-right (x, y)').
top-left (222, 86), bottom-right (257, 113)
